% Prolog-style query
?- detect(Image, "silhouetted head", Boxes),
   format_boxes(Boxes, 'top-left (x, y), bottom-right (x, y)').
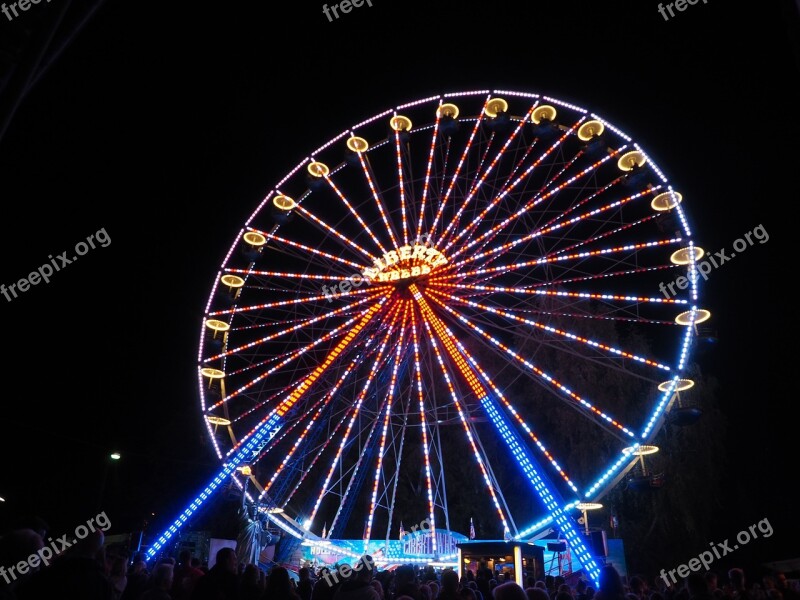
top-left (494, 582), bottom-right (529, 600)
top-left (216, 547), bottom-right (237, 574)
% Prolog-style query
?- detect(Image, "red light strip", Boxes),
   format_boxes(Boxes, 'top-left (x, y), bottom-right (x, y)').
top-left (427, 287), bottom-right (671, 370)
top-left (428, 102), bottom-right (487, 244)
top-left (357, 144), bottom-right (399, 250)
top-left (410, 304), bottom-right (438, 551)
top-left (439, 101), bottom-right (538, 251)
top-left (308, 301), bottom-right (405, 526)
top-left (423, 292), bottom-right (635, 437)
top-left (322, 172), bottom-right (387, 255)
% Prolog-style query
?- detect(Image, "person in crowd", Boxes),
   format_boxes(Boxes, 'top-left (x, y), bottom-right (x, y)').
top-left (191, 547), bottom-right (238, 600)
top-left (16, 529), bottom-right (114, 600)
top-left (0, 529), bottom-right (45, 599)
top-left (141, 563), bottom-right (174, 600)
top-left (296, 567), bottom-right (314, 600)
top-left (331, 556), bottom-right (379, 600)
top-left (173, 551), bottom-right (205, 600)
top-left (263, 566), bottom-right (299, 600)
top-left (495, 583), bottom-right (529, 600)
top-left (595, 566), bottom-right (626, 600)
top-left (239, 565), bottom-right (263, 600)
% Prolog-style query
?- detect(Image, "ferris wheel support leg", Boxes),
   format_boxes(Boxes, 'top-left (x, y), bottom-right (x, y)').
top-left (144, 413), bottom-right (284, 561)
top-left (479, 394), bottom-right (602, 585)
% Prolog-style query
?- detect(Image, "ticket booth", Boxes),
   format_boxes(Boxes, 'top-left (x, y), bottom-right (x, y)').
top-left (457, 541), bottom-right (544, 586)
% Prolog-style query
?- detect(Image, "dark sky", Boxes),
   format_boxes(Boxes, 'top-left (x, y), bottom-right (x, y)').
top-left (0, 0), bottom-right (795, 568)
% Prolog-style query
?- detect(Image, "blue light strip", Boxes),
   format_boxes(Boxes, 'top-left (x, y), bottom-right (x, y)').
top-left (481, 395), bottom-right (601, 585)
top-left (145, 413), bottom-right (283, 560)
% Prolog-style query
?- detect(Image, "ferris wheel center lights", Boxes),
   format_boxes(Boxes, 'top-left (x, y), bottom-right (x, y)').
top-left (362, 244), bottom-right (448, 282)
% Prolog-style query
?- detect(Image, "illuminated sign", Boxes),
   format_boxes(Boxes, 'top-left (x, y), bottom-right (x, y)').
top-left (362, 244), bottom-right (448, 283)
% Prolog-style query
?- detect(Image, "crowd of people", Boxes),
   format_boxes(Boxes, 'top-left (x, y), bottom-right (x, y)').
top-left (0, 524), bottom-right (797, 600)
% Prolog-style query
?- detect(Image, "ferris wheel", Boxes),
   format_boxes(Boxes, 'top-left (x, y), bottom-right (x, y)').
top-left (148, 91), bottom-right (708, 579)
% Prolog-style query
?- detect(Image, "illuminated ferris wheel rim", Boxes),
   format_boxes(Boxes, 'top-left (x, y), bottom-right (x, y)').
top-left (195, 89), bottom-right (708, 552)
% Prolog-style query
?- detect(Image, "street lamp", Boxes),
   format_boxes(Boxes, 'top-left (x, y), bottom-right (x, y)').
top-left (99, 451), bottom-right (122, 511)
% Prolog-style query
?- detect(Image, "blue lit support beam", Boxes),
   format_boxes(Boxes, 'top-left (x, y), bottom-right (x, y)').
top-left (411, 286), bottom-right (601, 585)
top-left (145, 304), bottom-right (383, 561)
top-left (481, 395), bottom-right (601, 585)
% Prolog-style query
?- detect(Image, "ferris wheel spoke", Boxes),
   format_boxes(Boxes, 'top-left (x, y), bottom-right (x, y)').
top-left (354, 144), bottom-right (400, 250)
top-left (413, 108), bottom-right (443, 243)
top-left (307, 301), bottom-right (406, 529)
top-left (442, 116), bottom-right (584, 256)
top-left (258, 348), bottom-right (372, 499)
top-left (247, 228), bottom-right (366, 271)
top-left (439, 100), bottom-right (538, 252)
top-left (316, 166), bottom-right (389, 255)
top-left (449, 138), bottom-right (622, 262)
top-left (216, 303), bottom-right (387, 469)
top-left (393, 129), bottom-right (411, 245)
top-left (409, 305), bottom-right (439, 549)
top-left (209, 290), bottom-right (389, 382)
top-left (427, 287), bottom-right (672, 372)
top-left (279, 396), bottom-right (360, 512)
top-left (364, 317), bottom-right (407, 545)
top-left (428, 105), bottom-right (486, 243)
top-left (294, 202), bottom-right (376, 262)
top-left (437, 237), bottom-right (683, 283)
top-left (215, 298), bottom-right (389, 409)
top-left (423, 293), bottom-right (636, 439)
top-left (424, 302), bottom-right (582, 493)
top-left (413, 286), bottom-right (514, 536)
top-left (444, 283), bottom-right (686, 309)
top-left (454, 183), bottom-right (649, 270)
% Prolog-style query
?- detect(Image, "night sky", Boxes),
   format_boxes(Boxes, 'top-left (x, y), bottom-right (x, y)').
top-left (0, 0), bottom-right (796, 572)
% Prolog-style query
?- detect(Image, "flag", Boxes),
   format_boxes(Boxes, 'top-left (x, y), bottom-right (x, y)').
top-left (399, 521), bottom-right (406, 540)
top-left (322, 522), bottom-right (327, 539)
top-left (363, 520), bottom-right (369, 542)
top-left (469, 517), bottom-right (475, 540)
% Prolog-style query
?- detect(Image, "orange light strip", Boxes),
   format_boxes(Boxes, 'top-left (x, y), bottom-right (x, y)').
top-left (275, 302), bottom-right (385, 417)
top-left (210, 297), bottom-right (387, 410)
top-left (206, 292), bottom-right (383, 362)
top-left (308, 301), bottom-right (405, 527)
top-left (410, 284), bottom-right (512, 535)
